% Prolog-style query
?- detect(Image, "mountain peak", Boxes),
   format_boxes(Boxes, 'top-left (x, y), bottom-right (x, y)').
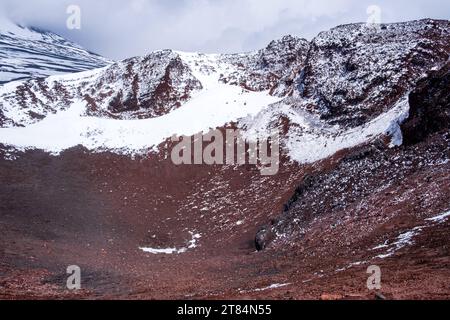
top-left (0, 17), bottom-right (112, 84)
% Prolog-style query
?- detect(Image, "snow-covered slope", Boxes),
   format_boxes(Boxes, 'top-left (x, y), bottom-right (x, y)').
top-left (240, 19), bottom-right (450, 163)
top-left (0, 19), bottom-right (449, 165)
top-left (241, 96), bottom-right (410, 164)
top-left (0, 18), bottom-right (111, 84)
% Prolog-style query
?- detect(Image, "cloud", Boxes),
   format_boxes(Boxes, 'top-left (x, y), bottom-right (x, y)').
top-left (0, 0), bottom-right (449, 60)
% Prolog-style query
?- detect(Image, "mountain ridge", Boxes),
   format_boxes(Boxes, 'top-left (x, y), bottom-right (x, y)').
top-left (0, 18), bottom-right (112, 84)
top-left (1, 19), bottom-right (449, 162)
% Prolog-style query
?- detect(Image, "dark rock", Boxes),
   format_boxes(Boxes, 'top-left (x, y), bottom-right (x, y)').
top-left (255, 226), bottom-right (275, 251)
top-left (402, 62), bottom-right (450, 145)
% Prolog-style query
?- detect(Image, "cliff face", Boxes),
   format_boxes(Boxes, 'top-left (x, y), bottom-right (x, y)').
top-left (402, 62), bottom-right (450, 145)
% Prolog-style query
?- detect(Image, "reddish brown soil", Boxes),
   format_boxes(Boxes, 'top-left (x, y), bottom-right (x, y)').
top-left (0, 132), bottom-right (448, 300)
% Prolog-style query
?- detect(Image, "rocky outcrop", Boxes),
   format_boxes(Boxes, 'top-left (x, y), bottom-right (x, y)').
top-left (220, 35), bottom-right (310, 96)
top-left (294, 19), bottom-right (450, 127)
top-left (84, 50), bottom-right (203, 119)
top-left (402, 62), bottom-right (450, 144)
top-left (3, 20), bottom-right (449, 129)
top-left (0, 50), bottom-right (203, 126)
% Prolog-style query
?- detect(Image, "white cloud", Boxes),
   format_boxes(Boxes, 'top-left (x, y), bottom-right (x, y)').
top-left (0, 0), bottom-right (449, 60)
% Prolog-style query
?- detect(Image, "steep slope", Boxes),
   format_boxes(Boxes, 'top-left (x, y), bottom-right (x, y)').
top-left (0, 52), bottom-right (280, 152)
top-left (241, 19), bottom-right (450, 164)
top-left (294, 19), bottom-right (450, 127)
top-left (256, 60), bottom-right (450, 253)
top-left (0, 19), bottom-right (111, 84)
top-left (402, 61), bottom-right (450, 144)
top-left (0, 50), bottom-right (207, 127)
top-left (2, 20), bottom-right (449, 162)
top-left (219, 35), bottom-right (310, 96)
top-left (248, 62), bottom-right (450, 299)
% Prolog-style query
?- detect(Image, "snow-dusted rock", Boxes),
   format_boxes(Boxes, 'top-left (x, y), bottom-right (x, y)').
top-left (295, 19), bottom-right (450, 127)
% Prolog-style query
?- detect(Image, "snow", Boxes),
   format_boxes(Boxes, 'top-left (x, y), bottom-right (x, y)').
top-left (371, 241), bottom-right (389, 250)
top-left (0, 67), bottom-right (105, 129)
top-left (0, 17), bottom-right (111, 84)
top-left (253, 283), bottom-right (291, 292)
top-left (2, 19), bottom-right (445, 166)
top-left (0, 19), bottom-right (41, 40)
top-left (373, 209), bottom-right (450, 259)
top-left (139, 232), bottom-right (201, 255)
top-left (0, 19), bottom-right (440, 166)
top-left (139, 247), bottom-right (181, 255)
top-left (241, 96), bottom-right (410, 164)
top-left (374, 228), bottom-right (422, 259)
top-left (239, 283), bottom-right (291, 293)
top-left (335, 260), bottom-right (368, 272)
top-left (0, 52), bottom-right (280, 155)
top-left (187, 232), bottom-right (201, 249)
top-left (301, 19), bottom-right (449, 125)
top-left (44, 67), bottom-right (107, 84)
top-left (175, 52), bottom-right (221, 89)
top-left (426, 210), bottom-right (450, 223)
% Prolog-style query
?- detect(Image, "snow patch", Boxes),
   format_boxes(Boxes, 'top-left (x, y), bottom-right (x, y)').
top-left (253, 283), bottom-right (291, 292)
top-left (139, 231), bottom-right (202, 255)
top-left (139, 247), bottom-right (182, 255)
top-left (374, 227), bottom-right (422, 259)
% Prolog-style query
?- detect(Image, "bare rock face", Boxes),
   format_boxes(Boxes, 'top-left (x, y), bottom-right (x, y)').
top-left (401, 62), bottom-right (450, 145)
top-left (255, 225), bottom-right (276, 251)
top-left (295, 19), bottom-right (450, 127)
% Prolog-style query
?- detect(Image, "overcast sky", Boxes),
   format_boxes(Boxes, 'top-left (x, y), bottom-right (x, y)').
top-left (0, 0), bottom-right (449, 60)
